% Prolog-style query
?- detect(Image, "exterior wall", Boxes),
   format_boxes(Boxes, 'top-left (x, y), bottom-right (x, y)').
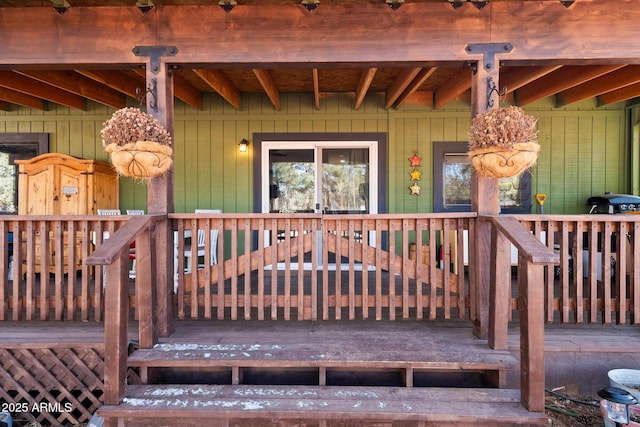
top-left (0, 93), bottom-right (627, 215)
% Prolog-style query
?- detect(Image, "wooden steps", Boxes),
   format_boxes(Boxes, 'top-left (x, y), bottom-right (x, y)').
top-left (98, 384), bottom-right (548, 427)
top-left (127, 340), bottom-right (515, 387)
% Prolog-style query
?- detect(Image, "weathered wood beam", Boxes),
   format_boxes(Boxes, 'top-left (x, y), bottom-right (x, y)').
top-left (514, 65), bottom-right (626, 106)
top-left (0, 86), bottom-right (45, 110)
top-left (354, 68), bottom-right (376, 110)
top-left (253, 69), bottom-right (280, 110)
top-left (598, 82), bottom-right (640, 106)
top-left (385, 67), bottom-right (421, 109)
top-left (2, 2), bottom-right (640, 66)
top-left (435, 67), bottom-right (471, 109)
top-left (556, 65), bottom-right (640, 106)
top-left (0, 70), bottom-right (84, 110)
top-left (395, 67), bottom-right (437, 108)
top-left (16, 70), bottom-right (125, 108)
top-left (192, 69), bottom-right (240, 109)
top-left (134, 68), bottom-right (202, 110)
top-left (312, 68), bottom-right (320, 110)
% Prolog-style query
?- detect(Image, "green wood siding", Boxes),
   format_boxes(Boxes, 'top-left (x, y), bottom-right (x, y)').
top-left (0, 94), bottom-right (628, 215)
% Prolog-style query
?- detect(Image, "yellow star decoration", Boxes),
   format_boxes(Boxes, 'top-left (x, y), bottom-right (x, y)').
top-left (409, 181), bottom-right (421, 195)
top-left (409, 169), bottom-right (422, 181)
top-left (408, 153), bottom-right (422, 167)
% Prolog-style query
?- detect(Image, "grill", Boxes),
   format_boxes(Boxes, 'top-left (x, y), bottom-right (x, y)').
top-left (587, 193), bottom-right (640, 214)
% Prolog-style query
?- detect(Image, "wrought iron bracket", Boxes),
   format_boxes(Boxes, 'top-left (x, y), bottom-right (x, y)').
top-left (486, 76), bottom-right (507, 110)
top-left (465, 42), bottom-right (513, 72)
top-left (137, 78), bottom-right (157, 113)
top-left (131, 45), bottom-right (178, 75)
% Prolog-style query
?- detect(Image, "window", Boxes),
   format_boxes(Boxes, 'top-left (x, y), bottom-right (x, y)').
top-left (0, 133), bottom-right (48, 214)
top-left (433, 142), bottom-right (532, 214)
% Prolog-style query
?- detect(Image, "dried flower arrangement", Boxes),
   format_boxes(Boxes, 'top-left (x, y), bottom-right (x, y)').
top-left (101, 107), bottom-right (173, 179)
top-left (468, 106), bottom-right (540, 178)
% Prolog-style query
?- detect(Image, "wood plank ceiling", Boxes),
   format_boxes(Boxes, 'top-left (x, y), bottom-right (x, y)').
top-left (1, 0), bottom-right (639, 112)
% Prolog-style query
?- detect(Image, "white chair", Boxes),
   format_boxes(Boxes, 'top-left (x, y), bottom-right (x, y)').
top-left (126, 210), bottom-right (145, 277)
top-left (174, 209), bottom-right (221, 292)
top-left (97, 209), bottom-right (121, 283)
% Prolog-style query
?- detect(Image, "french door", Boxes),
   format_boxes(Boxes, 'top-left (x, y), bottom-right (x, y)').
top-left (261, 140), bottom-right (378, 267)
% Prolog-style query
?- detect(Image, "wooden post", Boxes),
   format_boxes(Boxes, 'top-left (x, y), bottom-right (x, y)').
top-left (518, 256), bottom-right (545, 412)
top-left (489, 225), bottom-right (510, 350)
top-left (103, 252), bottom-right (129, 405)
top-left (137, 46), bottom-right (177, 337)
top-left (467, 43), bottom-right (512, 338)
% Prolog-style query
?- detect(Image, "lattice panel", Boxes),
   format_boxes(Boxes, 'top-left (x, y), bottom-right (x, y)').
top-left (0, 346), bottom-right (104, 426)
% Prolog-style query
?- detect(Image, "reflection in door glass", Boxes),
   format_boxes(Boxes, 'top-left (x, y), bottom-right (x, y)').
top-left (269, 149), bottom-right (315, 213)
top-left (322, 148), bottom-right (369, 214)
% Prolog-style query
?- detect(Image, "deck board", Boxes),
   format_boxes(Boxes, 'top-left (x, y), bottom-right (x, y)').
top-left (98, 384), bottom-right (549, 425)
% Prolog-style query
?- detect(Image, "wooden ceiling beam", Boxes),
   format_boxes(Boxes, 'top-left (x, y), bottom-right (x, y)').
top-left (385, 67), bottom-right (421, 109)
top-left (514, 65), bottom-right (626, 106)
top-left (0, 86), bottom-right (46, 110)
top-left (312, 68), bottom-right (320, 110)
top-left (556, 65), bottom-right (640, 106)
top-left (598, 82), bottom-right (640, 106)
top-left (434, 68), bottom-right (472, 109)
top-left (193, 69), bottom-right (240, 109)
top-left (253, 69), bottom-right (280, 111)
top-left (500, 65), bottom-right (562, 93)
top-left (354, 68), bottom-right (377, 110)
top-left (395, 67), bottom-right (437, 108)
top-left (0, 70), bottom-right (85, 110)
top-left (16, 70), bottom-right (125, 108)
top-left (76, 69), bottom-right (143, 100)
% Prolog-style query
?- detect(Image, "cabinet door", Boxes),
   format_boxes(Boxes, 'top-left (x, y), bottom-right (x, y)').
top-left (58, 166), bottom-right (87, 215)
top-left (22, 167), bottom-right (54, 215)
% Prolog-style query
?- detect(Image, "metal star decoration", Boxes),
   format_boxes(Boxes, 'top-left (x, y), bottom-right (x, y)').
top-left (408, 153), bottom-right (422, 167)
top-left (409, 169), bottom-right (422, 181)
top-left (409, 182), bottom-right (421, 195)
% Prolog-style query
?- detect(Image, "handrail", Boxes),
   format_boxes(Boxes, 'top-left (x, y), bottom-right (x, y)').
top-left (86, 214), bottom-right (162, 405)
top-left (486, 215), bottom-right (559, 413)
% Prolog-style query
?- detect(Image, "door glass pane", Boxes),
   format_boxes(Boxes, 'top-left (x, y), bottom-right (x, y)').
top-left (269, 149), bottom-right (315, 213)
top-left (0, 144), bottom-right (40, 214)
top-left (322, 148), bottom-right (369, 214)
top-left (443, 153), bottom-right (471, 208)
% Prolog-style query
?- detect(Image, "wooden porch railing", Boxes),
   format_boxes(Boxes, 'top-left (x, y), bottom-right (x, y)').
top-left (0, 215), bottom-right (146, 322)
top-left (170, 213), bottom-right (476, 321)
top-left (514, 214), bottom-right (640, 325)
top-left (486, 215), bottom-right (559, 412)
top-left (2, 213), bottom-right (640, 325)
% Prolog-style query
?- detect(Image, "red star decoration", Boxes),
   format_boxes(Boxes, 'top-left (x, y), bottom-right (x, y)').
top-left (408, 153), bottom-right (422, 167)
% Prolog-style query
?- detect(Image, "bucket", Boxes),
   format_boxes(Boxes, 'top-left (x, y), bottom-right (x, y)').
top-left (609, 369), bottom-right (640, 402)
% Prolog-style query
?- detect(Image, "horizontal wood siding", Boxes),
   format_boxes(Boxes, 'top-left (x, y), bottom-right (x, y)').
top-left (0, 95), bottom-right (626, 215)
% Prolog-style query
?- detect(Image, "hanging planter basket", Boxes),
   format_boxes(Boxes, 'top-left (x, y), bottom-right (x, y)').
top-left (105, 140), bottom-right (173, 179)
top-left (468, 106), bottom-right (540, 178)
top-left (101, 107), bottom-right (173, 180)
top-left (468, 141), bottom-right (540, 179)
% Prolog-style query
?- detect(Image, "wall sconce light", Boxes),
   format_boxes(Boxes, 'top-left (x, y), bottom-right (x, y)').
top-left (560, 0), bottom-right (575, 7)
top-left (51, 0), bottom-right (70, 15)
top-left (239, 139), bottom-right (249, 153)
top-left (219, 0), bottom-right (237, 13)
top-left (449, 0), bottom-right (465, 9)
top-left (136, 0), bottom-right (154, 13)
top-left (598, 387), bottom-right (638, 427)
top-left (301, 0), bottom-right (320, 12)
top-left (385, 0), bottom-right (404, 11)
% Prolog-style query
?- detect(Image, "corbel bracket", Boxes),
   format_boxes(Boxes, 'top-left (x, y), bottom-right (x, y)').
top-left (132, 45), bottom-right (178, 75)
top-left (465, 42), bottom-right (513, 72)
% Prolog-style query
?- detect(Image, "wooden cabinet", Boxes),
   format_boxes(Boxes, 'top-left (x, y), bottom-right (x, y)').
top-left (15, 153), bottom-right (119, 275)
top-left (16, 153), bottom-right (119, 215)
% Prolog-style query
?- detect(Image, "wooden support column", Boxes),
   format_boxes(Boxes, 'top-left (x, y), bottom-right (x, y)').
top-left (135, 46), bottom-right (177, 337)
top-left (467, 43), bottom-right (512, 339)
